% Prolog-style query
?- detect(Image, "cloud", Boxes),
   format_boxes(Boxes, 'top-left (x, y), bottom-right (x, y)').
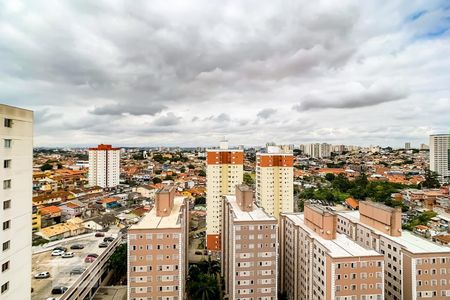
top-left (0, 1), bottom-right (448, 147)
top-left (293, 82), bottom-right (409, 111)
top-left (152, 112), bottom-right (181, 126)
top-left (90, 103), bottom-right (167, 116)
top-left (257, 108), bottom-right (277, 119)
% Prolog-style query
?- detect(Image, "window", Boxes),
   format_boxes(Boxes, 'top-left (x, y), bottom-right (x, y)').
top-left (1, 261), bottom-right (9, 272)
top-left (1, 282), bottom-right (8, 294)
top-left (2, 241), bottom-right (10, 251)
top-left (3, 180), bottom-right (11, 189)
top-left (3, 220), bottom-right (10, 230)
top-left (3, 200), bottom-right (11, 210)
top-left (3, 160), bottom-right (10, 168)
top-left (4, 139), bottom-right (11, 148)
top-left (4, 118), bottom-right (12, 128)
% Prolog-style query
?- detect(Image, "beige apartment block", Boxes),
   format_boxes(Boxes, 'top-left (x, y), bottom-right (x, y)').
top-left (128, 186), bottom-right (188, 300)
top-left (88, 144), bottom-right (120, 188)
top-left (280, 204), bottom-right (384, 300)
top-left (429, 134), bottom-right (449, 181)
top-left (206, 140), bottom-right (243, 251)
top-left (222, 185), bottom-right (278, 300)
top-left (0, 105), bottom-right (33, 300)
top-left (337, 201), bottom-right (450, 300)
top-left (256, 146), bottom-right (294, 219)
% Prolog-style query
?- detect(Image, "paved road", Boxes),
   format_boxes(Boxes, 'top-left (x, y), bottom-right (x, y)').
top-left (31, 231), bottom-right (118, 300)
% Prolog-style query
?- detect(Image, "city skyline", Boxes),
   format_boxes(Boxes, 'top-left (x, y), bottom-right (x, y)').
top-left (1, 1), bottom-right (449, 147)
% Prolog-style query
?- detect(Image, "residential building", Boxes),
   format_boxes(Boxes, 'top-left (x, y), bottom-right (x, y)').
top-left (222, 185), bottom-right (278, 300)
top-left (32, 206), bottom-right (41, 233)
top-left (304, 143), bottom-right (332, 158)
top-left (128, 186), bottom-right (188, 300)
top-left (337, 201), bottom-right (450, 300)
top-left (88, 144), bottom-right (120, 188)
top-left (429, 134), bottom-right (449, 181)
top-left (280, 204), bottom-right (384, 300)
top-left (420, 143), bottom-right (429, 150)
top-left (206, 140), bottom-right (243, 250)
top-left (0, 104), bottom-right (33, 299)
top-left (256, 146), bottom-right (294, 218)
top-left (405, 142), bottom-right (411, 150)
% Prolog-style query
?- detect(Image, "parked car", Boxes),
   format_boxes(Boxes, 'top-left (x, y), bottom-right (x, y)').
top-left (51, 286), bottom-right (68, 294)
top-left (34, 272), bottom-right (50, 279)
top-left (70, 267), bottom-right (86, 275)
top-left (95, 232), bottom-right (105, 237)
top-left (194, 251), bottom-right (202, 255)
top-left (70, 244), bottom-right (84, 250)
top-left (103, 237), bottom-right (115, 242)
top-left (61, 252), bottom-right (74, 258)
top-left (85, 253), bottom-right (99, 263)
top-left (51, 250), bottom-right (65, 256)
top-left (98, 242), bottom-right (108, 248)
top-left (53, 246), bottom-right (67, 252)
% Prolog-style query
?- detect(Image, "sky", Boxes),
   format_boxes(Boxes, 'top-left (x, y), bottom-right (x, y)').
top-left (1, 0), bottom-right (449, 148)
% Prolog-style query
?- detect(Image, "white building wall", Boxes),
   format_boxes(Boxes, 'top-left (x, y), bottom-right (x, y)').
top-left (429, 134), bottom-right (449, 180)
top-left (88, 148), bottom-right (120, 188)
top-left (0, 105), bottom-right (33, 300)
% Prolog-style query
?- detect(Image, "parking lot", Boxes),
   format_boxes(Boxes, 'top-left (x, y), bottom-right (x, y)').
top-left (31, 232), bottom-right (118, 300)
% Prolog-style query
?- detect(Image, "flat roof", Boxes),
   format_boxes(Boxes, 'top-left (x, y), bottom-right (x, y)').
top-left (338, 211), bottom-right (450, 254)
top-left (225, 195), bottom-right (276, 222)
top-left (284, 213), bottom-right (381, 258)
top-left (131, 196), bottom-right (184, 230)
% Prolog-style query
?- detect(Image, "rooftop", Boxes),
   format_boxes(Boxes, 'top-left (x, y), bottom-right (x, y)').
top-left (131, 196), bottom-right (185, 230)
top-left (226, 195), bottom-right (277, 222)
top-left (338, 210), bottom-right (450, 254)
top-left (284, 213), bottom-right (381, 258)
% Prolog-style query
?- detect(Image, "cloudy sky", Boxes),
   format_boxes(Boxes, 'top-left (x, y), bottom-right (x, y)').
top-left (1, 0), bottom-right (449, 147)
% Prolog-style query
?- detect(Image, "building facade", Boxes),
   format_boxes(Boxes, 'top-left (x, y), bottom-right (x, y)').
top-left (303, 143), bottom-right (332, 158)
top-left (256, 146), bottom-right (293, 218)
top-left (280, 205), bottom-right (384, 300)
top-left (88, 144), bottom-right (120, 188)
top-left (337, 201), bottom-right (450, 300)
top-left (0, 104), bottom-right (33, 299)
top-left (222, 185), bottom-right (278, 300)
top-left (128, 186), bottom-right (188, 300)
top-left (429, 134), bottom-right (449, 181)
top-left (206, 140), bottom-right (243, 250)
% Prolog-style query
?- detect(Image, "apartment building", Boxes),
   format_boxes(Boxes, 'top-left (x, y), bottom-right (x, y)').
top-left (88, 144), bottom-right (120, 188)
top-left (222, 185), bottom-right (278, 300)
top-left (280, 204), bottom-right (384, 300)
top-left (303, 143), bottom-right (332, 158)
top-left (0, 104), bottom-right (33, 299)
top-left (337, 201), bottom-right (450, 300)
top-left (128, 186), bottom-right (188, 300)
top-left (256, 146), bottom-right (293, 218)
top-left (206, 140), bottom-right (243, 250)
top-left (429, 134), bottom-right (449, 181)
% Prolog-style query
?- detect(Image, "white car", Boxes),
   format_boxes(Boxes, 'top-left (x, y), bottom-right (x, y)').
top-left (34, 271), bottom-right (50, 279)
top-left (51, 250), bottom-right (65, 256)
top-left (61, 252), bottom-right (74, 258)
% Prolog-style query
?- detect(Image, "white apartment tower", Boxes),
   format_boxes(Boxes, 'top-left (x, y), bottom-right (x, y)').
top-left (206, 140), bottom-right (243, 251)
top-left (0, 104), bottom-right (33, 299)
top-left (256, 146), bottom-right (294, 218)
top-left (429, 134), bottom-right (449, 181)
top-left (88, 144), bottom-right (120, 188)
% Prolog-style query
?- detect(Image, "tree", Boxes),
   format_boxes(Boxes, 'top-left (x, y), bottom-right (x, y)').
top-left (152, 177), bottom-right (162, 184)
top-left (324, 173), bottom-right (335, 182)
top-left (188, 164), bottom-right (195, 170)
top-left (243, 173), bottom-right (255, 185)
top-left (187, 273), bottom-right (219, 300)
top-left (195, 196), bottom-right (206, 205)
top-left (420, 169), bottom-right (440, 189)
top-left (107, 243), bottom-right (127, 284)
top-left (198, 170), bottom-right (206, 177)
top-left (40, 163), bottom-right (53, 171)
top-left (180, 166), bottom-right (186, 173)
top-left (164, 175), bottom-right (174, 181)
